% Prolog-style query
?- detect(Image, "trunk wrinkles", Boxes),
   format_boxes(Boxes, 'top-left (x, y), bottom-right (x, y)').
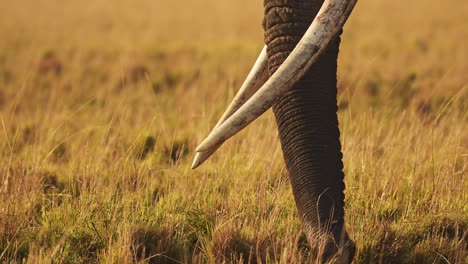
top-left (263, 0), bottom-right (353, 260)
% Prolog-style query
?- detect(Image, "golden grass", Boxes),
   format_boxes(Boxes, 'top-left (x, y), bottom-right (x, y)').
top-left (0, 0), bottom-right (466, 263)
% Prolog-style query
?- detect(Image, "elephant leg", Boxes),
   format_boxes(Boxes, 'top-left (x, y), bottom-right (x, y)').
top-left (263, 0), bottom-right (354, 261)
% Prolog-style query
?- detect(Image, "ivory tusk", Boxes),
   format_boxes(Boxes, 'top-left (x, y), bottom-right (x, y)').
top-left (196, 0), bottom-right (357, 153)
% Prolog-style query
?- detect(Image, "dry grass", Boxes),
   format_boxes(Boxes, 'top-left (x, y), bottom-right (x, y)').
top-left (0, 0), bottom-right (467, 263)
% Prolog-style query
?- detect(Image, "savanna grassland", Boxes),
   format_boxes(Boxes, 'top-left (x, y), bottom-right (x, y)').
top-left (0, 0), bottom-right (467, 263)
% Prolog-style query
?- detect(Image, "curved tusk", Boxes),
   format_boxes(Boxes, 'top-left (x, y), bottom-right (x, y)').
top-left (196, 0), bottom-right (357, 153)
top-left (192, 46), bottom-right (269, 169)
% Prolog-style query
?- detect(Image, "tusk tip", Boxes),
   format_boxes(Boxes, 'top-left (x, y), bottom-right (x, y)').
top-left (191, 152), bottom-right (206, 169)
top-left (191, 154), bottom-right (202, 169)
top-left (193, 143), bottom-right (223, 169)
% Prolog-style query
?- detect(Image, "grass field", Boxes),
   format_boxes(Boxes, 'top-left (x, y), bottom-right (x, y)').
top-left (0, 0), bottom-right (467, 263)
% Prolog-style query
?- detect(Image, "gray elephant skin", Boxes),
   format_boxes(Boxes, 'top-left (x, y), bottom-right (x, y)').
top-left (195, 0), bottom-right (358, 262)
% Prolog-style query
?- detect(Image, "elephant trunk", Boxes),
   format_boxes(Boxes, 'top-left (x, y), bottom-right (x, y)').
top-left (263, 0), bottom-right (353, 260)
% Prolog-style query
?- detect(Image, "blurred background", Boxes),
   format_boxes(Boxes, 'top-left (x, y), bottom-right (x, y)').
top-left (0, 0), bottom-right (466, 263)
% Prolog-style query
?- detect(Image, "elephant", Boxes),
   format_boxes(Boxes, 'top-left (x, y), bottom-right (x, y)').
top-left (193, 0), bottom-right (358, 262)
